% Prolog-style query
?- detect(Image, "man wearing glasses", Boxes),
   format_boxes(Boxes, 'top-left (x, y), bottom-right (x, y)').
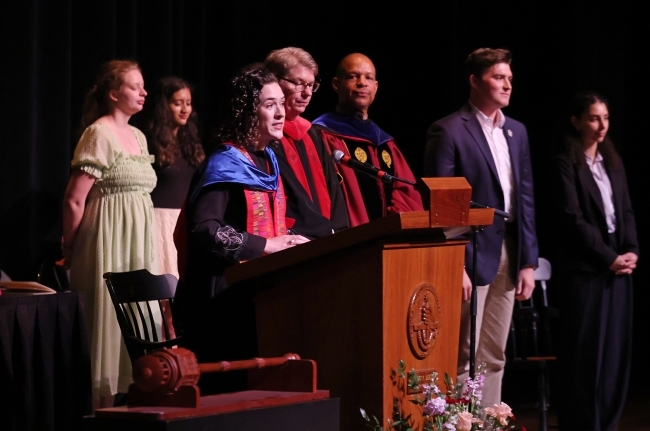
top-left (265, 47), bottom-right (349, 237)
top-left (313, 53), bottom-right (423, 227)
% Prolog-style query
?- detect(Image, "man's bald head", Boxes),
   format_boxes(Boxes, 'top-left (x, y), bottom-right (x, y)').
top-left (332, 53), bottom-right (378, 119)
top-left (335, 53), bottom-right (375, 78)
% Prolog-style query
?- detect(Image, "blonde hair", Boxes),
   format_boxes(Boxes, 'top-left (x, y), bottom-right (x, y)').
top-left (264, 47), bottom-right (318, 78)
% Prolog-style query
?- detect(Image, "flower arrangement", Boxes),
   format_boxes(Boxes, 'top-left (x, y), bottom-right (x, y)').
top-left (361, 361), bottom-right (521, 431)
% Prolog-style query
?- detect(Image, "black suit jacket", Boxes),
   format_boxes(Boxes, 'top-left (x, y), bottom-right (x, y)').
top-left (424, 104), bottom-right (539, 285)
top-left (555, 152), bottom-right (638, 272)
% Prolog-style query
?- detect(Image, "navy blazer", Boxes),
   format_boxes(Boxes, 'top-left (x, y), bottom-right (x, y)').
top-left (423, 104), bottom-right (539, 285)
top-left (555, 152), bottom-right (638, 272)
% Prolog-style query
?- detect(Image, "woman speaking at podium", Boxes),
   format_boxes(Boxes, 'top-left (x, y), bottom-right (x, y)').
top-left (554, 91), bottom-right (638, 431)
top-left (178, 68), bottom-right (308, 394)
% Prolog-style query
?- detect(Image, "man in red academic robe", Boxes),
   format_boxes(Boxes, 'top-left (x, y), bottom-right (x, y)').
top-left (312, 53), bottom-right (423, 227)
top-left (264, 47), bottom-right (349, 237)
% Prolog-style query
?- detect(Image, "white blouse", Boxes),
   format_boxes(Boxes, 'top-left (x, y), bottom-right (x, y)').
top-left (585, 152), bottom-right (616, 233)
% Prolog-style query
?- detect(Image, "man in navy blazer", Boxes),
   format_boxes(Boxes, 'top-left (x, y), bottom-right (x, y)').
top-left (423, 48), bottom-right (538, 406)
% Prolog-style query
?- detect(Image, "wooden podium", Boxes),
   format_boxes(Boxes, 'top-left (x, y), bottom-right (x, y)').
top-left (226, 178), bottom-right (494, 431)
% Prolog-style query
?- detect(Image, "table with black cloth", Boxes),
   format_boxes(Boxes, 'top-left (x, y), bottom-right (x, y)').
top-left (0, 291), bottom-right (92, 431)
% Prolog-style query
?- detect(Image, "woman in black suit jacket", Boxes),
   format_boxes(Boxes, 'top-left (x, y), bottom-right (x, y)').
top-left (555, 91), bottom-right (638, 431)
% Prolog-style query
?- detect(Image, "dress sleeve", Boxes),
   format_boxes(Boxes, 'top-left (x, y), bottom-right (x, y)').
top-left (71, 124), bottom-right (121, 179)
top-left (188, 184), bottom-right (266, 263)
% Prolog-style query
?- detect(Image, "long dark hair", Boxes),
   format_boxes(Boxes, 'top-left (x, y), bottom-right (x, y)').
top-left (142, 77), bottom-right (204, 168)
top-left (564, 91), bottom-right (621, 170)
top-left (78, 59), bottom-right (139, 138)
top-left (214, 68), bottom-right (278, 148)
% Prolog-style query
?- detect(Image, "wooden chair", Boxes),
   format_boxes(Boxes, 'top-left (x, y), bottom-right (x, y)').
top-left (0, 268), bottom-right (11, 281)
top-left (104, 269), bottom-right (181, 363)
top-left (507, 257), bottom-right (557, 431)
top-left (37, 259), bottom-right (70, 291)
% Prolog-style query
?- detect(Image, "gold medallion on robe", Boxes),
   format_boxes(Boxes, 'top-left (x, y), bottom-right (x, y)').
top-left (381, 150), bottom-right (392, 168)
top-left (354, 147), bottom-right (368, 163)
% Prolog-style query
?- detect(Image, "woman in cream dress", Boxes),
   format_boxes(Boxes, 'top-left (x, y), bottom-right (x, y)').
top-left (62, 60), bottom-right (158, 408)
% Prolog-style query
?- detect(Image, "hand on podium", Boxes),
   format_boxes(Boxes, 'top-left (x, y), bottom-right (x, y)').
top-left (263, 235), bottom-right (309, 254)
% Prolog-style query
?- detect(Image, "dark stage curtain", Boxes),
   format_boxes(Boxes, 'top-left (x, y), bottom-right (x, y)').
top-left (0, 0), bottom-right (646, 404)
top-left (0, 0), bottom-right (640, 278)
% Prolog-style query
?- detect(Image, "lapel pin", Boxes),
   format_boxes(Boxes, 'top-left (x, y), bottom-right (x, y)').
top-left (507, 129), bottom-right (513, 137)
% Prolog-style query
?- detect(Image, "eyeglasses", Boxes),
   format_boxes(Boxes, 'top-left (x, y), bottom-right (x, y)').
top-left (280, 77), bottom-right (320, 93)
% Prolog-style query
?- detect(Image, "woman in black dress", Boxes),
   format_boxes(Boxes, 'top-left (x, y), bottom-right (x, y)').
top-left (555, 91), bottom-right (638, 431)
top-left (143, 77), bottom-right (205, 280)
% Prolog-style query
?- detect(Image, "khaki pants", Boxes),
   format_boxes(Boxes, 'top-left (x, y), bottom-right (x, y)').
top-left (457, 239), bottom-right (515, 408)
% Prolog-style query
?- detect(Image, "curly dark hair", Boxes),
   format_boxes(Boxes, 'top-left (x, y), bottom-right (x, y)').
top-left (564, 91), bottom-right (621, 170)
top-left (214, 68), bottom-right (278, 148)
top-left (142, 77), bottom-right (204, 168)
top-left (78, 59), bottom-right (139, 138)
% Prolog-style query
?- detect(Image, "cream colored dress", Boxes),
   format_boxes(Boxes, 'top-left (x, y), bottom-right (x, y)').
top-left (69, 123), bottom-right (159, 402)
top-left (153, 208), bottom-right (181, 278)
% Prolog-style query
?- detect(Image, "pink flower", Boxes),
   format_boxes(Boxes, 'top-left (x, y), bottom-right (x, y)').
top-left (456, 411), bottom-right (474, 431)
top-left (492, 402), bottom-right (513, 426)
top-left (423, 397), bottom-right (447, 416)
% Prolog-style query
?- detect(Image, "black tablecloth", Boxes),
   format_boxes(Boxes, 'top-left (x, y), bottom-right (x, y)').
top-left (0, 291), bottom-right (92, 431)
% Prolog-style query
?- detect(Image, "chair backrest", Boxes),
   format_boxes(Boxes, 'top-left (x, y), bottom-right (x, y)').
top-left (104, 269), bottom-right (181, 363)
top-left (534, 257), bottom-right (552, 281)
top-left (509, 306), bottom-right (540, 360)
top-left (508, 257), bottom-right (555, 360)
top-left (0, 268), bottom-right (10, 281)
top-left (534, 257), bottom-right (552, 307)
top-left (37, 259), bottom-right (70, 291)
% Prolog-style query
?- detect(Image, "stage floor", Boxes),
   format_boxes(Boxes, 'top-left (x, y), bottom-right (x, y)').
top-left (510, 391), bottom-right (648, 431)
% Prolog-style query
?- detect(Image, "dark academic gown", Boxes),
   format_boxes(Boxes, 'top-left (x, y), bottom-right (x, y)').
top-left (554, 151), bottom-right (638, 431)
top-left (312, 111), bottom-right (423, 227)
top-left (179, 145), bottom-right (280, 395)
top-left (272, 116), bottom-right (348, 238)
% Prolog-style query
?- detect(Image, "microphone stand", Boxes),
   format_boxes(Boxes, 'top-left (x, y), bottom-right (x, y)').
top-left (468, 201), bottom-right (510, 379)
top-left (469, 224), bottom-right (480, 380)
top-left (331, 150), bottom-right (416, 185)
top-left (382, 175), bottom-right (416, 186)
top-left (358, 168), bottom-right (416, 186)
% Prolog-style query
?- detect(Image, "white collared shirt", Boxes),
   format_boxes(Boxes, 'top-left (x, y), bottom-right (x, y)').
top-left (585, 152), bottom-right (616, 233)
top-left (469, 102), bottom-right (515, 221)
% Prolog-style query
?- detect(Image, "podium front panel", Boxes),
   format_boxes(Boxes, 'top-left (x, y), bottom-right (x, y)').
top-left (382, 242), bottom-right (464, 429)
top-left (254, 243), bottom-right (383, 431)
top-left (252, 235), bottom-right (465, 431)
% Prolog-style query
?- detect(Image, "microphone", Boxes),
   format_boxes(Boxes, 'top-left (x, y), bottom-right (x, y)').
top-left (331, 150), bottom-right (416, 185)
top-left (469, 201), bottom-right (510, 219)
